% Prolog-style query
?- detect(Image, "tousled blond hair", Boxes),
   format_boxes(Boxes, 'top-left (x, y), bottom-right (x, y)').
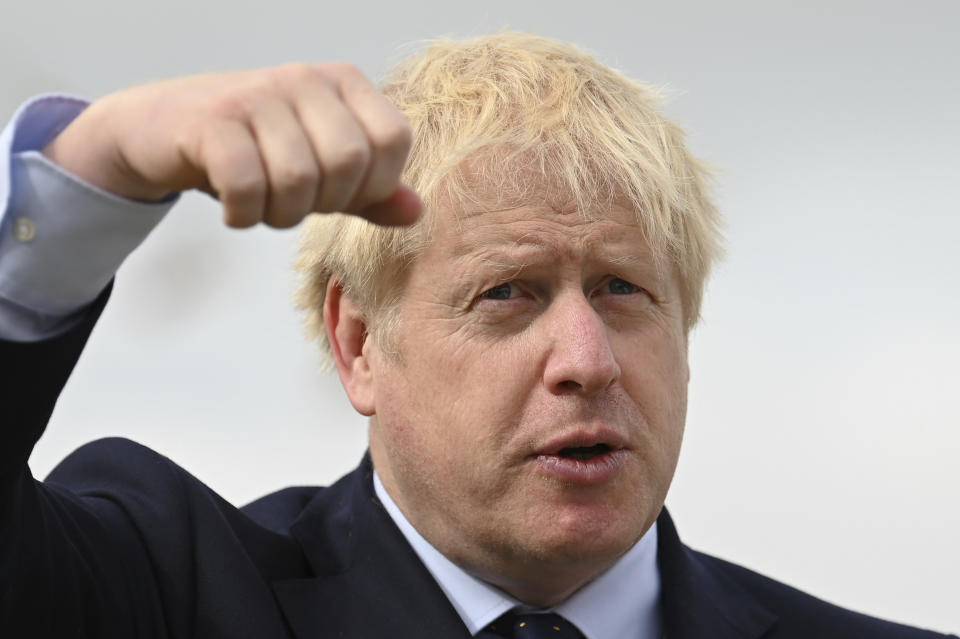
top-left (294, 32), bottom-right (723, 361)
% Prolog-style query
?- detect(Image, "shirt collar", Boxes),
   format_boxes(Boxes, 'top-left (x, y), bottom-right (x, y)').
top-left (373, 471), bottom-right (662, 639)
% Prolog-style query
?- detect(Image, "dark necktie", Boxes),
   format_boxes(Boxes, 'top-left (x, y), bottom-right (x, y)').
top-left (478, 611), bottom-right (586, 639)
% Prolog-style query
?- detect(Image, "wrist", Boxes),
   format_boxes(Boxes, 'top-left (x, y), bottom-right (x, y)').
top-left (42, 94), bottom-right (172, 203)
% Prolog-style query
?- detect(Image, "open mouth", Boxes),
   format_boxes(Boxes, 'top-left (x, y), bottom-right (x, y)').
top-left (534, 440), bottom-right (627, 482)
top-left (555, 443), bottom-right (612, 460)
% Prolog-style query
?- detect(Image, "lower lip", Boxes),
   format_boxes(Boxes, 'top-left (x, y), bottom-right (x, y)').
top-left (532, 449), bottom-right (629, 483)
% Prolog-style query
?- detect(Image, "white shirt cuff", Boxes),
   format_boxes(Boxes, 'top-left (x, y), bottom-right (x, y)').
top-left (0, 95), bottom-right (177, 341)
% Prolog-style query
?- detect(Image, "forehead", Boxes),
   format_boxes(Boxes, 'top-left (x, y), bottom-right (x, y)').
top-left (426, 198), bottom-right (661, 266)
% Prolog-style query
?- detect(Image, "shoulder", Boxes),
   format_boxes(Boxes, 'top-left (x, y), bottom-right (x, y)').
top-left (44, 437), bottom-right (326, 576)
top-left (46, 436), bottom-right (243, 509)
top-left (693, 550), bottom-right (954, 638)
top-left (46, 436), bottom-right (323, 528)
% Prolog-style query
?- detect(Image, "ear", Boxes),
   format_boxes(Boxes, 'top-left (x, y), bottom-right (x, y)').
top-left (324, 278), bottom-right (376, 416)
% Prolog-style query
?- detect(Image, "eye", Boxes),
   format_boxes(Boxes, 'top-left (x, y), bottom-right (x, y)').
top-left (606, 278), bottom-right (640, 295)
top-left (481, 282), bottom-right (515, 300)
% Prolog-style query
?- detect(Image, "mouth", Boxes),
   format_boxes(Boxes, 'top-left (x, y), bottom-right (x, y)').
top-left (554, 443), bottom-right (612, 461)
top-left (532, 433), bottom-right (629, 483)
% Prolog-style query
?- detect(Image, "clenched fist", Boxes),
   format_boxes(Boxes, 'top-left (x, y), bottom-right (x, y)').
top-left (44, 63), bottom-right (421, 228)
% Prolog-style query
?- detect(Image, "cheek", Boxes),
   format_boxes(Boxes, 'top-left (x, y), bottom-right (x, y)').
top-left (617, 330), bottom-right (688, 444)
top-left (400, 325), bottom-right (536, 419)
top-left (372, 333), bottom-right (538, 489)
top-left (373, 362), bottom-right (441, 452)
top-left (370, 347), bottom-right (482, 460)
top-left (620, 319), bottom-right (687, 396)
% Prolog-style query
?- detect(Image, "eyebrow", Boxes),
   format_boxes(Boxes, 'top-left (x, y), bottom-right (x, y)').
top-left (455, 237), bottom-right (657, 277)
top-left (455, 223), bottom-right (656, 256)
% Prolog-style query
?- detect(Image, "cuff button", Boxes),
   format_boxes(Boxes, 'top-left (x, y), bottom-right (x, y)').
top-left (12, 217), bottom-right (36, 242)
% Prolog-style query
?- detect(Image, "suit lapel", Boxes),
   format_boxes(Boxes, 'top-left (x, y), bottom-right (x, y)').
top-left (272, 456), bottom-right (471, 638)
top-left (656, 509), bottom-right (777, 639)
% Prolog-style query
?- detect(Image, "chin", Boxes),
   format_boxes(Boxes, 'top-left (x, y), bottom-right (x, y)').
top-left (521, 503), bottom-right (648, 566)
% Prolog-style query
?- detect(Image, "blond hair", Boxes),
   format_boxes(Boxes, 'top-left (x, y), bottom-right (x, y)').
top-left (294, 32), bottom-right (722, 361)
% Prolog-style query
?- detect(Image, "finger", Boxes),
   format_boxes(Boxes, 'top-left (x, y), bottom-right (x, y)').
top-left (356, 184), bottom-right (422, 226)
top-left (293, 78), bottom-right (371, 213)
top-left (248, 99), bottom-right (320, 228)
top-left (335, 67), bottom-right (413, 211)
top-left (200, 120), bottom-right (267, 228)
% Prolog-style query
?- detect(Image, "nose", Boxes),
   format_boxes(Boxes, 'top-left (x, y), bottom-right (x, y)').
top-left (542, 294), bottom-right (621, 396)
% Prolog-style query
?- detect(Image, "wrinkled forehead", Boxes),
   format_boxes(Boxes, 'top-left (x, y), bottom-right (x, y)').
top-left (425, 179), bottom-right (663, 260)
top-left (402, 148), bottom-right (683, 290)
top-left (434, 151), bottom-right (621, 217)
top-left (416, 202), bottom-right (668, 287)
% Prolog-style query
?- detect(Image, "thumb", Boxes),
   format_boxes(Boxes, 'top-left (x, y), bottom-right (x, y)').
top-left (355, 185), bottom-right (422, 226)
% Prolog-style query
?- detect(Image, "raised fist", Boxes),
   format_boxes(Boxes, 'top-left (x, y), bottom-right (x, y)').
top-left (44, 63), bottom-right (421, 228)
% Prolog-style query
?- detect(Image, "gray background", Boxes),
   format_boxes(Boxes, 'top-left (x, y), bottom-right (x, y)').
top-left (4, 0), bottom-right (957, 634)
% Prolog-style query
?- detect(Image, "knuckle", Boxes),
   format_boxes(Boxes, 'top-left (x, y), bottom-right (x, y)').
top-left (321, 61), bottom-right (362, 79)
top-left (206, 93), bottom-right (248, 121)
top-left (370, 117), bottom-right (413, 154)
top-left (208, 82), bottom-right (273, 121)
top-left (315, 175), bottom-right (360, 212)
top-left (276, 163), bottom-right (318, 192)
top-left (222, 173), bottom-right (266, 204)
top-left (280, 61), bottom-right (312, 78)
top-left (275, 62), bottom-right (318, 87)
top-left (329, 142), bottom-right (371, 177)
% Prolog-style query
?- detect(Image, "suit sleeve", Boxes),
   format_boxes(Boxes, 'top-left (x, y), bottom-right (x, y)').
top-left (0, 96), bottom-right (174, 637)
top-left (0, 288), bottom-right (168, 638)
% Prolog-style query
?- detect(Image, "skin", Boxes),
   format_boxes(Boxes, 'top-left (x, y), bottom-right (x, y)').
top-left (43, 63), bottom-right (421, 227)
top-left (45, 63), bottom-right (689, 608)
top-left (328, 201), bottom-right (691, 606)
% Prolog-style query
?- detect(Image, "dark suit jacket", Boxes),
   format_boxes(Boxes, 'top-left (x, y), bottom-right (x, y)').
top-left (1, 290), bottom-right (955, 638)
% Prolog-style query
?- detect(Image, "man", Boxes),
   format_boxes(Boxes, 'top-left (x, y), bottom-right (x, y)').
top-left (0, 33), bottom-right (953, 638)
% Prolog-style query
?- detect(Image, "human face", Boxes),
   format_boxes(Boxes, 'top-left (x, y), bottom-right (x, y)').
top-left (365, 200), bottom-right (689, 605)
